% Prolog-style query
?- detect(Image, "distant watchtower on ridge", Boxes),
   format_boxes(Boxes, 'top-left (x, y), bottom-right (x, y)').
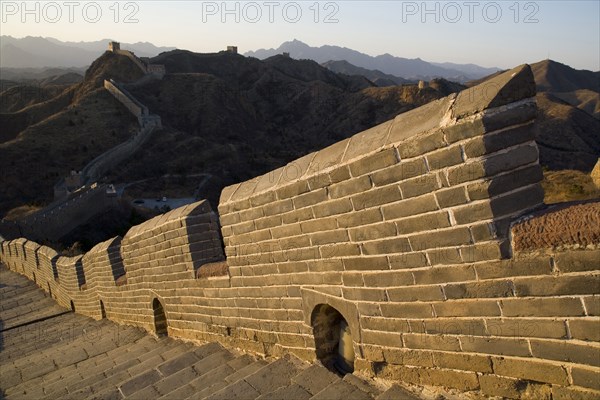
top-left (226, 46), bottom-right (238, 54)
top-left (108, 41), bottom-right (121, 52)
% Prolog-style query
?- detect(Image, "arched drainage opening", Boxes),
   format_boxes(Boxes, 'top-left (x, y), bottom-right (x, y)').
top-left (311, 304), bottom-right (355, 374)
top-left (70, 300), bottom-right (76, 312)
top-left (100, 300), bottom-right (107, 319)
top-left (152, 298), bottom-right (168, 336)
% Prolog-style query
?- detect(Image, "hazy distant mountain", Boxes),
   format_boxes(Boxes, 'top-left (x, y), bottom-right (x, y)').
top-left (245, 39), bottom-right (500, 82)
top-left (321, 60), bottom-right (411, 86)
top-left (0, 36), bottom-right (176, 68)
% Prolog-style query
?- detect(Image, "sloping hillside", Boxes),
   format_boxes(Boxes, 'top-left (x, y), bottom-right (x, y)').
top-left (0, 51), bottom-right (143, 215)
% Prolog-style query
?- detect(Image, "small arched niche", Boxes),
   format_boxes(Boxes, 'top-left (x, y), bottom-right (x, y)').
top-left (152, 298), bottom-right (168, 336)
top-left (311, 304), bottom-right (355, 374)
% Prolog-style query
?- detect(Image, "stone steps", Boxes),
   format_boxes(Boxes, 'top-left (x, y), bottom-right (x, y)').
top-left (1, 265), bottom-right (421, 400)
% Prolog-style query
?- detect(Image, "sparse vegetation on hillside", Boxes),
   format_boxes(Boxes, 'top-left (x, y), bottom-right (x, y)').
top-left (542, 169), bottom-right (600, 204)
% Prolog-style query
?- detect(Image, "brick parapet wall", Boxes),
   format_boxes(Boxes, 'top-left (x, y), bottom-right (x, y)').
top-left (1, 65), bottom-right (598, 399)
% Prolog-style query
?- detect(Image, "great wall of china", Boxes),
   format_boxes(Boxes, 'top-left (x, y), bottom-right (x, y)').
top-left (0, 44), bottom-right (163, 243)
top-left (1, 64), bottom-right (599, 399)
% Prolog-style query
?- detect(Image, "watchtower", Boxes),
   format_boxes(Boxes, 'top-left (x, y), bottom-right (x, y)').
top-left (108, 41), bottom-right (121, 52)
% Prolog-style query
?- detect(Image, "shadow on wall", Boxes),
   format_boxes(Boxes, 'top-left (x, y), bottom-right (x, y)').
top-left (152, 298), bottom-right (168, 336)
top-left (312, 303), bottom-right (355, 374)
top-left (184, 201), bottom-right (225, 276)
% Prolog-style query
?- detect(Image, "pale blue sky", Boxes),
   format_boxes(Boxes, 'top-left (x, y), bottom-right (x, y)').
top-left (2, 1), bottom-right (599, 70)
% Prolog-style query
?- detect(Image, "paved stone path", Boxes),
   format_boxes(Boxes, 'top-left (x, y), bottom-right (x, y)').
top-left (0, 265), bottom-right (419, 400)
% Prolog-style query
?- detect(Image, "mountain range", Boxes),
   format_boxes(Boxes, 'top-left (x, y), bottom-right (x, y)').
top-left (245, 39), bottom-right (501, 82)
top-left (0, 36), bottom-right (176, 68)
top-left (0, 41), bottom-right (598, 224)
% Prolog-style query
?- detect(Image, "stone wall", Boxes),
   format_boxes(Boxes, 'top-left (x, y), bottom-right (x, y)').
top-left (2, 65), bottom-right (599, 399)
top-left (0, 184), bottom-right (118, 243)
top-left (104, 79), bottom-right (148, 123)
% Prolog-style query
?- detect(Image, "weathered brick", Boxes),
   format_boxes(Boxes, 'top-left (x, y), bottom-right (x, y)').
top-left (281, 207), bottom-right (314, 224)
top-left (271, 223), bottom-right (302, 239)
top-left (395, 211), bottom-right (451, 235)
top-left (319, 243), bottom-right (360, 259)
top-left (381, 193), bottom-right (439, 220)
top-left (349, 222), bottom-right (396, 242)
top-left (467, 164), bottom-right (543, 200)
top-left (514, 274), bottom-right (600, 297)
top-left (475, 255), bottom-right (552, 279)
top-left (362, 237), bottom-right (411, 256)
top-left (370, 157), bottom-right (427, 186)
top-left (423, 318), bottom-right (486, 336)
top-left (248, 191), bottom-right (278, 208)
top-left (555, 250), bottom-right (600, 273)
top-left (435, 186), bottom-right (468, 208)
top-left (299, 216), bottom-right (337, 234)
top-left (254, 215), bottom-right (282, 230)
top-left (460, 336), bottom-right (531, 357)
top-left (402, 333), bottom-right (461, 351)
top-left (293, 188), bottom-right (328, 210)
top-left (413, 265), bottom-right (475, 284)
top-left (360, 317), bottom-right (411, 333)
top-left (361, 330), bottom-right (402, 347)
top-left (276, 180), bottom-right (310, 200)
top-left (306, 258), bottom-right (344, 272)
top-left (443, 117), bottom-right (485, 144)
top-left (444, 280), bottom-right (513, 299)
top-left (337, 208), bottom-right (382, 228)
top-left (426, 248), bottom-right (462, 266)
top-left (380, 303), bottom-right (433, 319)
top-left (434, 299), bottom-right (501, 317)
top-left (387, 286), bottom-right (444, 302)
top-left (397, 130), bottom-right (447, 159)
top-left (329, 165), bottom-right (351, 184)
top-left (463, 124), bottom-right (536, 159)
top-left (460, 241), bottom-right (509, 263)
top-left (383, 348), bottom-right (434, 367)
top-left (262, 199), bottom-right (294, 216)
top-left (362, 270), bottom-right (414, 287)
top-left (479, 374), bottom-right (551, 400)
top-left (584, 296), bottom-right (600, 316)
top-left (571, 365), bottom-right (600, 391)
top-left (388, 252), bottom-right (428, 269)
top-left (399, 173), bottom-right (440, 199)
top-left (426, 145), bottom-right (464, 171)
top-left (447, 160), bottom-right (486, 185)
top-left (500, 297), bottom-right (585, 317)
top-left (454, 184), bottom-right (544, 224)
top-left (470, 222), bottom-right (495, 242)
top-left (342, 287), bottom-right (387, 302)
top-left (343, 256), bottom-right (389, 271)
top-left (328, 175), bottom-right (372, 199)
top-left (310, 229), bottom-right (349, 246)
top-left (485, 318), bottom-right (567, 339)
top-left (552, 386), bottom-right (600, 400)
top-left (409, 227), bottom-right (471, 250)
top-left (530, 339), bottom-right (600, 367)
top-left (491, 356), bottom-right (569, 385)
top-left (313, 198), bottom-right (353, 217)
top-left (348, 148), bottom-right (398, 177)
top-left (351, 185), bottom-right (402, 210)
top-left (569, 318), bottom-right (600, 341)
top-left (432, 352), bottom-right (492, 373)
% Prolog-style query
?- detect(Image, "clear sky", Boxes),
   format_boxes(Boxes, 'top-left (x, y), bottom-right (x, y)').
top-left (2, 0), bottom-right (599, 70)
